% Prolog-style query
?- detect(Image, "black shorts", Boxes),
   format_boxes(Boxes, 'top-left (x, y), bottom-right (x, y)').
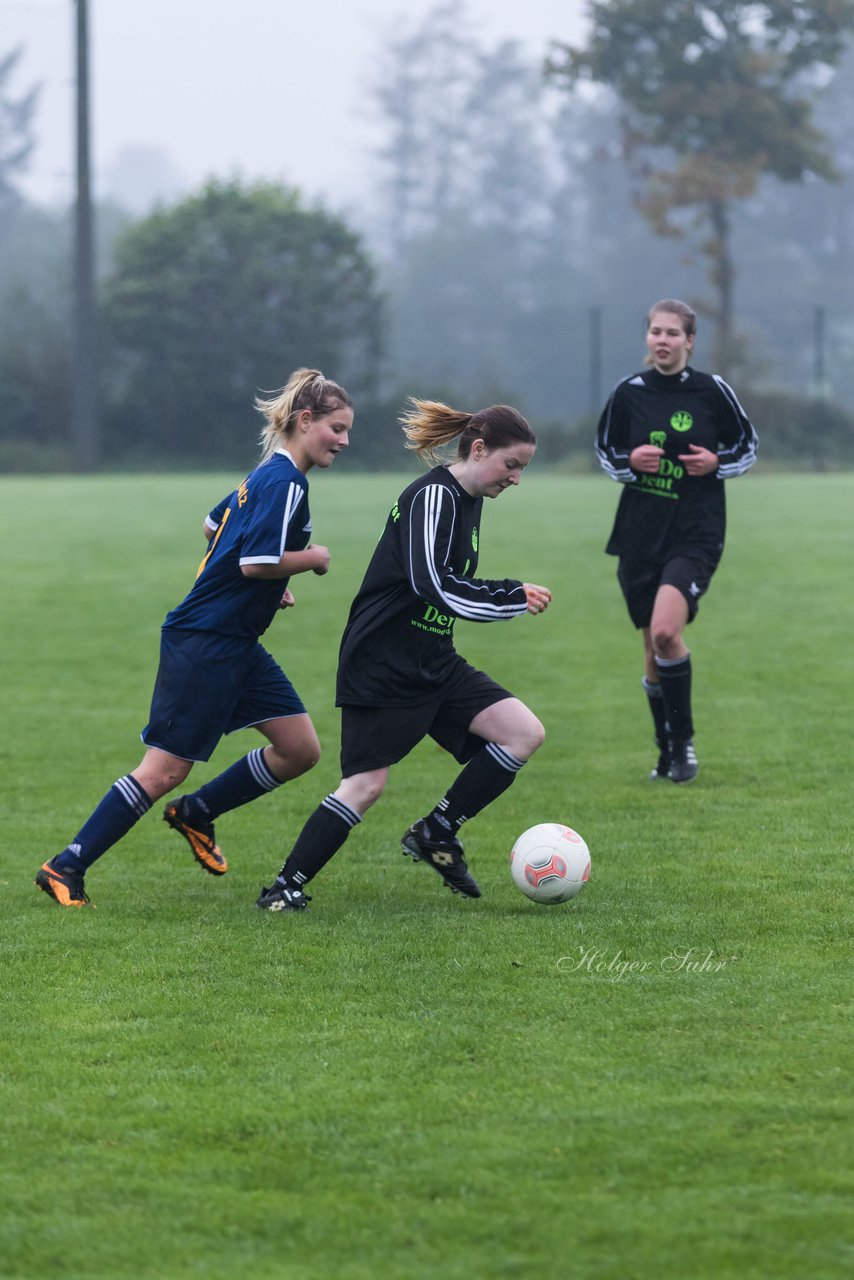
top-left (617, 554), bottom-right (717, 630)
top-left (339, 664), bottom-right (513, 777)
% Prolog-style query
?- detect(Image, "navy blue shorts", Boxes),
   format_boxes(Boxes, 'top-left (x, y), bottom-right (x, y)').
top-left (617, 554), bottom-right (718, 630)
top-left (339, 661), bottom-right (512, 776)
top-left (141, 629), bottom-right (306, 762)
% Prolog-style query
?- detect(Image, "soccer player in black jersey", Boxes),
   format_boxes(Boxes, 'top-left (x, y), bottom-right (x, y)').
top-left (257, 399), bottom-right (552, 911)
top-left (595, 299), bottom-right (758, 783)
top-left (35, 369), bottom-right (353, 906)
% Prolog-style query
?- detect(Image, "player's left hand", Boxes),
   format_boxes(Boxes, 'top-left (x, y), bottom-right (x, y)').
top-left (523, 583), bottom-right (552, 615)
top-left (678, 443), bottom-right (719, 475)
top-left (279, 589), bottom-right (296, 609)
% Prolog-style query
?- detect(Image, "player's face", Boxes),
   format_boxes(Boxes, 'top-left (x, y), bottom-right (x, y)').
top-left (470, 441), bottom-right (536, 499)
top-left (646, 312), bottom-right (694, 374)
top-left (300, 405), bottom-right (354, 470)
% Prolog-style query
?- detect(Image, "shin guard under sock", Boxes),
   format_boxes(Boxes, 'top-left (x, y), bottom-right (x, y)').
top-left (642, 675), bottom-right (669, 749)
top-left (184, 748), bottom-right (280, 822)
top-left (655, 653), bottom-right (694, 744)
top-left (422, 743), bottom-right (526, 842)
top-left (277, 794), bottom-right (361, 889)
top-left (53, 775), bottom-right (152, 873)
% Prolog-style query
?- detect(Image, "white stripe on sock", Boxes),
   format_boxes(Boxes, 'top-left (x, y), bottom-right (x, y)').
top-left (114, 775), bottom-right (151, 818)
top-left (486, 743), bottom-right (525, 773)
top-left (247, 748), bottom-right (280, 792)
top-left (321, 794), bottom-right (362, 828)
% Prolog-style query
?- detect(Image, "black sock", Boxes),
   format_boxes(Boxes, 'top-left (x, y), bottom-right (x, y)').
top-left (277, 794), bottom-right (361, 888)
top-left (655, 653), bottom-right (694, 744)
top-left (422, 743), bottom-right (525, 842)
top-left (642, 675), bottom-right (668, 749)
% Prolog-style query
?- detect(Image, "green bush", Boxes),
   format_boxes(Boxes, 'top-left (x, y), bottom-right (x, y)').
top-left (740, 389), bottom-right (854, 468)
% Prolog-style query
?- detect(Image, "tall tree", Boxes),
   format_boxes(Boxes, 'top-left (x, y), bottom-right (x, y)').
top-left (549, 0), bottom-right (854, 373)
top-left (101, 181), bottom-right (383, 465)
top-left (373, 3), bottom-right (479, 254)
top-left (0, 46), bottom-right (38, 222)
top-left (371, 8), bottom-right (579, 414)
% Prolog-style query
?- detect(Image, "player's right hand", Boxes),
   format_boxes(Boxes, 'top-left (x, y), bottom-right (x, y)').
top-left (629, 444), bottom-right (664, 473)
top-left (523, 584), bottom-right (552, 615)
top-left (309, 544), bottom-right (331, 575)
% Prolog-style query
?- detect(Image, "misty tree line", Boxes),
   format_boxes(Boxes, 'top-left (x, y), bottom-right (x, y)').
top-left (2, 1), bottom-right (854, 472)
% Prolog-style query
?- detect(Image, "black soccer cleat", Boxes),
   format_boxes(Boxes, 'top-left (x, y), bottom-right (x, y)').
top-left (650, 745), bottom-right (671, 780)
top-left (401, 820), bottom-right (481, 898)
top-left (164, 797), bottom-right (227, 875)
top-left (669, 739), bottom-right (699, 784)
top-left (255, 882), bottom-right (311, 912)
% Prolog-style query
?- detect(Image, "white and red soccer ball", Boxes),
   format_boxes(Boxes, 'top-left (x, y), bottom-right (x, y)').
top-left (510, 823), bottom-right (591, 904)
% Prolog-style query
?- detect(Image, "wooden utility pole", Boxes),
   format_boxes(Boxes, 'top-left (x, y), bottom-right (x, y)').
top-left (71, 0), bottom-right (98, 469)
top-left (589, 305), bottom-right (602, 415)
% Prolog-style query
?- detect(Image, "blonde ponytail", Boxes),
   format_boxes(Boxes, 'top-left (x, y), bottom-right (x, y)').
top-left (256, 368), bottom-right (353, 461)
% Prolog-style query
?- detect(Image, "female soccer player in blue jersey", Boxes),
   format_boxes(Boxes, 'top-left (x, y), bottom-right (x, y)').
top-left (595, 299), bottom-right (758, 783)
top-left (256, 399), bottom-right (552, 912)
top-left (35, 369), bottom-right (353, 906)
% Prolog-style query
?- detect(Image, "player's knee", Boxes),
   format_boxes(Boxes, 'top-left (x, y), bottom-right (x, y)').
top-left (294, 742), bottom-right (321, 777)
top-left (652, 622), bottom-right (681, 654)
top-left (527, 716), bottom-right (546, 757)
top-left (338, 771), bottom-right (386, 813)
top-left (270, 740), bottom-right (320, 781)
top-left (511, 713), bottom-right (545, 761)
top-left (357, 777), bottom-right (386, 810)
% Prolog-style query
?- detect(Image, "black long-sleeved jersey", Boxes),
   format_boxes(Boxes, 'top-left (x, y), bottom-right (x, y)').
top-left (595, 366), bottom-right (758, 561)
top-left (336, 466), bottom-right (528, 707)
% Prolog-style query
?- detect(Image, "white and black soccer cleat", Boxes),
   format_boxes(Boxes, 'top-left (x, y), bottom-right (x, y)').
top-left (401, 820), bottom-right (481, 898)
top-left (255, 882), bottom-right (311, 912)
top-left (668, 739), bottom-right (699, 784)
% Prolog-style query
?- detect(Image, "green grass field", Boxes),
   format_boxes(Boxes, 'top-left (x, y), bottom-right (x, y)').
top-left (1, 470), bottom-right (851, 1280)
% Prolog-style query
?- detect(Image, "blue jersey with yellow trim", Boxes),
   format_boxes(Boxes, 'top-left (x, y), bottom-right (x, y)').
top-left (163, 450), bottom-right (311, 639)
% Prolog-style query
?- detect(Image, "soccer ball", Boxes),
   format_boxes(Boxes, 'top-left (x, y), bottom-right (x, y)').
top-left (510, 823), bottom-right (591, 904)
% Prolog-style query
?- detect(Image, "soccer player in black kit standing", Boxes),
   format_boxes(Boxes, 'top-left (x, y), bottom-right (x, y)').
top-left (595, 299), bottom-right (758, 783)
top-left (257, 399), bottom-right (552, 911)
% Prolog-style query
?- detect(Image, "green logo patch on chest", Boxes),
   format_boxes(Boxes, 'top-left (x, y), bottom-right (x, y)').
top-left (670, 411), bottom-right (693, 432)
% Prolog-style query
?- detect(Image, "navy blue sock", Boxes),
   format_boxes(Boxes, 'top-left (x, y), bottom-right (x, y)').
top-left (183, 748), bottom-right (281, 822)
top-left (277, 794), bottom-right (361, 888)
top-left (54, 775), bottom-right (152, 873)
top-left (422, 743), bottom-right (526, 841)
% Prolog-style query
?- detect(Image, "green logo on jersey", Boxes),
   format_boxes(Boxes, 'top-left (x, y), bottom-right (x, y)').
top-left (391, 500), bottom-right (400, 523)
top-left (670, 411), bottom-right (693, 432)
top-left (411, 603), bottom-right (456, 637)
top-left (471, 526), bottom-right (478, 552)
top-left (649, 430), bottom-right (667, 448)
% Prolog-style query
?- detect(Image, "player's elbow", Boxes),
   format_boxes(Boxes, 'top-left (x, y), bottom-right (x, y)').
top-left (241, 563), bottom-right (274, 580)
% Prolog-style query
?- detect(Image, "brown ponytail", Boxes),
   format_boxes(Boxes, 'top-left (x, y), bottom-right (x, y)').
top-left (401, 398), bottom-right (535, 464)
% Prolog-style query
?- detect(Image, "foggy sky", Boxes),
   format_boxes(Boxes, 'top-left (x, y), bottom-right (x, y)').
top-left (2, 0), bottom-right (586, 216)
